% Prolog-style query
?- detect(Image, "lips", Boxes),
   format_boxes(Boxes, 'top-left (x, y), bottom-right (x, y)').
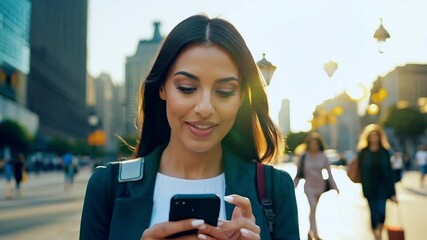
top-left (186, 121), bottom-right (218, 137)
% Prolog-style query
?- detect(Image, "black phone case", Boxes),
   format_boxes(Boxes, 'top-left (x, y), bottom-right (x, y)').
top-left (166, 194), bottom-right (220, 239)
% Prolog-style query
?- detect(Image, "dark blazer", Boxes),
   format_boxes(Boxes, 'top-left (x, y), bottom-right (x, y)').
top-left (80, 146), bottom-right (299, 240)
top-left (359, 147), bottom-right (396, 199)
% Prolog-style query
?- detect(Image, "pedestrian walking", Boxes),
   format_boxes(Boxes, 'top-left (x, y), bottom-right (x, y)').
top-left (294, 132), bottom-right (339, 240)
top-left (356, 124), bottom-right (397, 240)
top-left (80, 15), bottom-right (299, 240)
top-left (62, 152), bottom-right (76, 190)
top-left (12, 153), bottom-right (25, 196)
top-left (390, 152), bottom-right (404, 183)
top-left (415, 144), bottom-right (427, 188)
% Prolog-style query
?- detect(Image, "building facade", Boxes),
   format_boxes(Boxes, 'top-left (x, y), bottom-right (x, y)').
top-left (312, 93), bottom-right (361, 153)
top-left (90, 73), bottom-right (125, 154)
top-left (363, 64), bottom-right (427, 152)
top-left (278, 99), bottom-right (291, 136)
top-left (124, 22), bottom-right (163, 135)
top-left (27, 0), bottom-right (88, 139)
top-left (0, 0), bottom-right (38, 134)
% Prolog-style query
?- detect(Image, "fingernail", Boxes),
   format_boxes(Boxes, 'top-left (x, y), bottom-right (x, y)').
top-left (198, 234), bottom-right (207, 239)
top-left (192, 219), bottom-right (204, 227)
top-left (217, 221), bottom-right (224, 226)
top-left (198, 224), bottom-right (207, 230)
top-left (224, 195), bottom-right (234, 202)
top-left (241, 228), bottom-right (250, 235)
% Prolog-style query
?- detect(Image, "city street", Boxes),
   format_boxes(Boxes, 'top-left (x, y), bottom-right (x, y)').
top-left (0, 165), bottom-right (426, 240)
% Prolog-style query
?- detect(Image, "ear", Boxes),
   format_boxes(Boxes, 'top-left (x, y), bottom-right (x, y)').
top-left (159, 85), bottom-right (167, 100)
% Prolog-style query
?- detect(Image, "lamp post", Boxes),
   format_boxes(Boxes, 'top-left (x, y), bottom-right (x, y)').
top-left (257, 53), bottom-right (277, 86)
top-left (373, 18), bottom-right (391, 54)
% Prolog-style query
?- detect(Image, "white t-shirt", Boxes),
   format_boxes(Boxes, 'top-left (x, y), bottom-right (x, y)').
top-left (149, 172), bottom-right (227, 226)
top-left (416, 150), bottom-right (427, 166)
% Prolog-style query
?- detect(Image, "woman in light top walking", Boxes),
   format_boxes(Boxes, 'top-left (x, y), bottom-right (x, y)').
top-left (294, 132), bottom-right (339, 240)
top-left (415, 144), bottom-right (427, 188)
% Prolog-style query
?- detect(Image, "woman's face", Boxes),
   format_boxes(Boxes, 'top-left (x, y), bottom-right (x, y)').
top-left (309, 139), bottom-right (320, 152)
top-left (160, 44), bottom-right (243, 153)
top-left (368, 131), bottom-right (380, 145)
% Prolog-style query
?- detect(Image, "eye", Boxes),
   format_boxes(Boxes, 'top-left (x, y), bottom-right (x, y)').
top-left (216, 89), bottom-right (236, 97)
top-left (177, 86), bottom-right (197, 94)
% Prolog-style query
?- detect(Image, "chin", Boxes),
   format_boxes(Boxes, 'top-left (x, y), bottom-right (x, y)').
top-left (184, 141), bottom-right (219, 153)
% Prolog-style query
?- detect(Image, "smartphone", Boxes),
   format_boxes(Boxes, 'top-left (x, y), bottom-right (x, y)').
top-left (166, 194), bottom-right (220, 239)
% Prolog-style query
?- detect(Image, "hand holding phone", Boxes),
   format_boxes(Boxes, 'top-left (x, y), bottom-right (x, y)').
top-left (166, 194), bottom-right (220, 238)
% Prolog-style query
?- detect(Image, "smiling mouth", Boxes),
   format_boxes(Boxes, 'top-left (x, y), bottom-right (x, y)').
top-left (187, 123), bottom-right (217, 130)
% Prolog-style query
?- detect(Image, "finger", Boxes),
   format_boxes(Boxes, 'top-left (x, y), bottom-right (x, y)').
top-left (148, 219), bottom-right (204, 238)
top-left (240, 228), bottom-right (260, 240)
top-left (197, 224), bottom-right (227, 240)
top-left (219, 217), bottom-right (260, 234)
top-left (224, 195), bottom-right (253, 218)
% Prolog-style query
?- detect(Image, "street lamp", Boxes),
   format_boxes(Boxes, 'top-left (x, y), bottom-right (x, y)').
top-left (373, 18), bottom-right (391, 54)
top-left (257, 53), bottom-right (276, 86)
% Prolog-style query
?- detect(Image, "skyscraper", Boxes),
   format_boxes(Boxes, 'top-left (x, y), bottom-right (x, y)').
top-left (279, 99), bottom-right (291, 136)
top-left (27, 0), bottom-right (88, 139)
top-left (124, 22), bottom-right (163, 135)
top-left (0, 0), bottom-right (31, 105)
top-left (0, 0), bottom-right (38, 135)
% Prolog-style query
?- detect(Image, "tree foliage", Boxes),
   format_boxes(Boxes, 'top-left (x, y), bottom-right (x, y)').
top-left (383, 106), bottom-right (427, 138)
top-left (48, 137), bottom-right (73, 155)
top-left (0, 120), bottom-right (33, 153)
top-left (285, 131), bottom-right (310, 153)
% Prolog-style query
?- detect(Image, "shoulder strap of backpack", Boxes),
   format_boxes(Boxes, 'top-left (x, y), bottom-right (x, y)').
top-left (256, 162), bottom-right (275, 235)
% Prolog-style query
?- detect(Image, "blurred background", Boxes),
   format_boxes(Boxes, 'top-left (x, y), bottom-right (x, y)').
top-left (0, 0), bottom-right (426, 239)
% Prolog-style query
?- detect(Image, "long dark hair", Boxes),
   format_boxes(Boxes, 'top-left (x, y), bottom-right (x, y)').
top-left (134, 15), bottom-right (283, 163)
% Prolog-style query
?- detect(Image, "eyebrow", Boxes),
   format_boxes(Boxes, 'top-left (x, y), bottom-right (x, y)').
top-left (174, 71), bottom-right (239, 83)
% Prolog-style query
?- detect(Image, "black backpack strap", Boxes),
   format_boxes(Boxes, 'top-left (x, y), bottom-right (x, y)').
top-left (256, 162), bottom-right (276, 235)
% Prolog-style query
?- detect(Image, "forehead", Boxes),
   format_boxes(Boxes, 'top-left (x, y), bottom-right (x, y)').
top-left (169, 44), bottom-right (238, 74)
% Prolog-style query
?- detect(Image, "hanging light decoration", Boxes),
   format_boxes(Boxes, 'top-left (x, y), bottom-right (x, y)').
top-left (324, 60), bottom-right (338, 78)
top-left (373, 19), bottom-right (391, 54)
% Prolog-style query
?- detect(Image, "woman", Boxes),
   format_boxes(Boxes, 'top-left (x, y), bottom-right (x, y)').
top-left (294, 133), bottom-right (339, 240)
top-left (356, 124), bottom-right (397, 240)
top-left (415, 144), bottom-right (427, 188)
top-left (80, 15), bottom-right (299, 240)
top-left (12, 153), bottom-right (25, 196)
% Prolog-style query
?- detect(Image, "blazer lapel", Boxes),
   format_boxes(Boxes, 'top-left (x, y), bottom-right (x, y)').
top-left (222, 147), bottom-right (257, 220)
top-left (109, 147), bottom-right (162, 240)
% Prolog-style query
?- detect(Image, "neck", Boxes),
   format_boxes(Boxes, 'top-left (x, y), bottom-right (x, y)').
top-left (370, 144), bottom-right (380, 151)
top-left (309, 150), bottom-right (320, 155)
top-left (159, 140), bottom-right (223, 179)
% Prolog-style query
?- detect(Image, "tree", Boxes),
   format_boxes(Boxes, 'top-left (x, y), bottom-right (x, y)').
top-left (0, 120), bottom-right (33, 154)
top-left (48, 137), bottom-right (73, 156)
top-left (383, 106), bottom-right (426, 138)
top-left (285, 131), bottom-right (310, 154)
top-left (383, 106), bottom-right (427, 153)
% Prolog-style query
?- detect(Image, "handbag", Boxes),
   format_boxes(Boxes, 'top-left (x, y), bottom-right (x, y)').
top-left (295, 154), bottom-right (306, 179)
top-left (324, 178), bottom-right (331, 192)
top-left (347, 158), bottom-right (361, 183)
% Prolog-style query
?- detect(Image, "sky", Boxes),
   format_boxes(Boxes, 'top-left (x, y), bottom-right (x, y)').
top-left (88, 0), bottom-right (427, 132)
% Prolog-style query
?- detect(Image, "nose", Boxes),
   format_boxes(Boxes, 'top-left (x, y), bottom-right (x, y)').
top-left (194, 90), bottom-right (214, 117)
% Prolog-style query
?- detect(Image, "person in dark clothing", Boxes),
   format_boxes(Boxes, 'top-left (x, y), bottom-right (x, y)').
top-left (12, 153), bottom-right (25, 195)
top-left (356, 124), bottom-right (397, 240)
